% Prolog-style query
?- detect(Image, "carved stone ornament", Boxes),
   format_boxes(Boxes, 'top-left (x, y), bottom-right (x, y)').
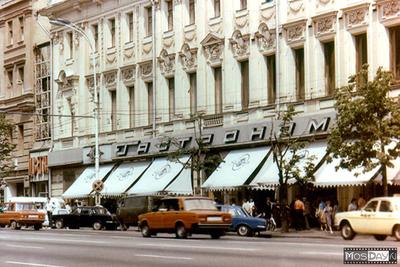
top-left (201, 32), bottom-right (224, 67)
top-left (139, 61), bottom-right (153, 82)
top-left (260, 5), bottom-right (276, 24)
top-left (179, 43), bottom-right (198, 73)
top-left (283, 20), bottom-right (307, 46)
top-left (313, 12), bottom-right (337, 39)
top-left (288, 0), bottom-right (304, 13)
top-left (103, 70), bottom-right (117, 89)
top-left (255, 23), bottom-right (276, 55)
top-left (343, 4), bottom-right (369, 31)
top-left (121, 65), bottom-right (136, 85)
top-left (234, 10), bottom-right (249, 30)
top-left (86, 74), bottom-right (100, 96)
top-left (377, 0), bottom-right (400, 25)
top-left (158, 49), bottom-right (176, 78)
top-left (55, 70), bottom-right (79, 92)
top-left (123, 44), bottom-right (135, 61)
top-left (229, 30), bottom-right (250, 61)
top-left (73, 32), bottom-right (80, 48)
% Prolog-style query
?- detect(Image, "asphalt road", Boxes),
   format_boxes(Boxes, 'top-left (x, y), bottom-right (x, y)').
top-left (0, 228), bottom-right (398, 267)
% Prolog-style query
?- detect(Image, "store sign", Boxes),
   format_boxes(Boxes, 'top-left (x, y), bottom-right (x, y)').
top-left (28, 156), bottom-right (48, 176)
top-left (113, 115), bottom-right (333, 158)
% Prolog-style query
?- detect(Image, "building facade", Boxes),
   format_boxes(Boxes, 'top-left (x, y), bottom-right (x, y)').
top-left (39, 0), bottom-right (400, 208)
top-left (0, 0), bottom-right (51, 201)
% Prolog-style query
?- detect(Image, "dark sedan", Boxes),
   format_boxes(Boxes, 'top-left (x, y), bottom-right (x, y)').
top-left (217, 205), bottom-right (266, 236)
top-left (52, 206), bottom-right (118, 230)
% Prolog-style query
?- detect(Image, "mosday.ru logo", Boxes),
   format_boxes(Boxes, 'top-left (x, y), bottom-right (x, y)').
top-left (344, 248), bottom-right (397, 264)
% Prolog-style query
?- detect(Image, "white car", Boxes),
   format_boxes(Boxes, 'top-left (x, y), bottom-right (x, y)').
top-left (334, 196), bottom-right (400, 241)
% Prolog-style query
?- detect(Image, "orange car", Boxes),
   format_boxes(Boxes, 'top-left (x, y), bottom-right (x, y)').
top-left (0, 202), bottom-right (46, 230)
top-left (138, 196), bottom-right (232, 239)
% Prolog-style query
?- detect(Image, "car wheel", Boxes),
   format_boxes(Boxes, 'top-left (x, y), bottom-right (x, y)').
top-left (141, 223), bottom-right (151, 238)
top-left (392, 225), bottom-right (400, 241)
top-left (341, 222), bottom-right (355, 240)
top-left (237, 225), bottom-right (252, 237)
top-left (374, 235), bottom-right (387, 241)
top-left (55, 220), bottom-right (64, 229)
top-left (34, 224), bottom-right (41, 231)
top-left (93, 222), bottom-right (102, 231)
top-left (175, 224), bottom-right (187, 239)
top-left (10, 221), bottom-right (18, 230)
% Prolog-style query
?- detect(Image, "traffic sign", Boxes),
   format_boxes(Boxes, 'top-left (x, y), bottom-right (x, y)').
top-left (92, 179), bottom-right (104, 192)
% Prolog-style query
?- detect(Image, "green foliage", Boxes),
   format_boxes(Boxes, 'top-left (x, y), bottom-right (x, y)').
top-left (0, 113), bottom-right (16, 175)
top-left (327, 65), bottom-right (400, 195)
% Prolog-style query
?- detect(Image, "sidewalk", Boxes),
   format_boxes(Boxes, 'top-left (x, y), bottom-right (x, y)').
top-left (260, 228), bottom-right (340, 239)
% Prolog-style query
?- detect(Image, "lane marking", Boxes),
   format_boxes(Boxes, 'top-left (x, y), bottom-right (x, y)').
top-left (300, 251), bottom-right (342, 256)
top-left (5, 261), bottom-right (65, 267)
top-left (0, 236), bottom-right (106, 244)
top-left (141, 243), bottom-right (259, 251)
top-left (6, 245), bottom-right (43, 250)
top-left (135, 254), bottom-right (192, 260)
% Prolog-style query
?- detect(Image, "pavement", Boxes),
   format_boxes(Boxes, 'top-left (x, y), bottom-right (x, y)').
top-left (265, 228), bottom-right (340, 239)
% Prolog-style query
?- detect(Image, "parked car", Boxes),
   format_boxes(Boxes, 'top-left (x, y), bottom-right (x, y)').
top-left (116, 195), bottom-right (163, 230)
top-left (216, 204), bottom-right (266, 236)
top-left (52, 206), bottom-right (118, 230)
top-left (334, 196), bottom-right (400, 241)
top-left (138, 197), bottom-right (232, 239)
top-left (0, 202), bottom-right (46, 230)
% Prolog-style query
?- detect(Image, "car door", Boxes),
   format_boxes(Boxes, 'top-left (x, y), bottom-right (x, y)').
top-left (162, 199), bottom-right (181, 230)
top-left (374, 200), bottom-right (395, 235)
top-left (80, 208), bottom-right (92, 227)
top-left (357, 200), bottom-right (379, 234)
top-left (0, 203), bottom-right (13, 225)
top-left (148, 200), bottom-right (168, 230)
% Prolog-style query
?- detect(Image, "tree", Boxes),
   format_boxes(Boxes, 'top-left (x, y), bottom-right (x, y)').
top-left (0, 113), bottom-right (16, 190)
top-left (270, 105), bottom-right (318, 232)
top-left (327, 65), bottom-right (400, 196)
top-left (162, 113), bottom-right (223, 195)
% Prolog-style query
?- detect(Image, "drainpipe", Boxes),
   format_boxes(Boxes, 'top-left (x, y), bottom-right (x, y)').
top-left (151, 0), bottom-right (158, 137)
top-left (275, 0), bottom-right (280, 114)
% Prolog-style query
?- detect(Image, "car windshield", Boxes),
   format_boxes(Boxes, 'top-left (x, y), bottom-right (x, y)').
top-left (234, 207), bottom-right (249, 217)
top-left (184, 199), bottom-right (217, 211)
top-left (15, 203), bottom-right (36, 211)
top-left (92, 207), bottom-right (108, 215)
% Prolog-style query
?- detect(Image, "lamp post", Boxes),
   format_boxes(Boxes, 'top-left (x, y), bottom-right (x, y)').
top-left (49, 18), bottom-right (100, 204)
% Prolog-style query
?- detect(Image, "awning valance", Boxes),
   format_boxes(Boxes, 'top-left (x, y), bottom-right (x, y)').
top-left (202, 147), bottom-right (270, 191)
top-left (250, 141), bottom-right (327, 187)
top-left (62, 164), bottom-right (114, 199)
top-left (127, 156), bottom-right (190, 195)
top-left (99, 161), bottom-right (151, 197)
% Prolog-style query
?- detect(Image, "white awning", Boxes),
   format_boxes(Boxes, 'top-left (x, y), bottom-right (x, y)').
top-left (62, 164), bottom-right (114, 199)
top-left (250, 141), bottom-right (327, 187)
top-left (163, 167), bottom-right (192, 195)
top-left (373, 157), bottom-right (400, 186)
top-left (202, 147), bottom-right (270, 191)
top-left (99, 161), bottom-right (151, 197)
top-left (127, 156), bottom-right (190, 195)
top-left (314, 158), bottom-right (380, 187)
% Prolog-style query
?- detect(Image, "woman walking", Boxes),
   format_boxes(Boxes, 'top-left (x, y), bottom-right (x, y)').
top-left (324, 200), bottom-right (334, 234)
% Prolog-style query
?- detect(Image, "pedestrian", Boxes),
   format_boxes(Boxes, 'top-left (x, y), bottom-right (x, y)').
top-left (315, 200), bottom-right (327, 231)
top-left (45, 197), bottom-right (54, 228)
top-left (303, 197), bottom-right (311, 230)
top-left (293, 195), bottom-right (305, 231)
top-left (248, 199), bottom-right (255, 216)
top-left (264, 197), bottom-right (273, 220)
top-left (324, 200), bottom-right (334, 234)
top-left (357, 194), bottom-right (366, 210)
top-left (347, 198), bottom-right (357, 211)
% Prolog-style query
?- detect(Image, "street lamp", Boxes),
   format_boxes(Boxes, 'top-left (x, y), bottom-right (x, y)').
top-left (49, 18), bottom-right (101, 204)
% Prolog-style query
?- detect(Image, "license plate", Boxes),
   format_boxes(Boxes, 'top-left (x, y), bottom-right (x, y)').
top-left (207, 216), bottom-right (222, 222)
top-left (28, 215), bottom-right (38, 219)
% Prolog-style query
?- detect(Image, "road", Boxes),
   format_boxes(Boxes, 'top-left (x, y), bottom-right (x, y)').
top-left (0, 228), bottom-right (398, 267)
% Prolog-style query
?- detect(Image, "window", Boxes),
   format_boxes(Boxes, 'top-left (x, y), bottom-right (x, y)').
top-left (265, 0), bottom-right (273, 2)
top-left (241, 60), bottom-right (249, 110)
top-left (18, 124), bottom-right (24, 151)
top-left (363, 200), bottom-right (378, 212)
top-left (214, 67), bottom-right (222, 114)
top-left (8, 21), bottom-right (13, 45)
top-left (355, 33), bottom-right (367, 73)
top-left (389, 26), bottom-right (400, 81)
top-left (129, 86), bottom-right (135, 128)
top-left (7, 70), bottom-right (13, 87)
top-left (66, 32), bottom-right (73, 59)
top-left (189, 0), bottom-right (195, 25)
top-left (324, 41), bottom-right (335, 96)
top-left (92, 24), bottom-right (99, 52)
top-left (214, 0), bottom-right (221, 18)
top-left (167, 0), bottom-right (173, 31)
top-left (111, 90), bottom-right (117, 130)
top-left (146, 6), bottom-right (153, 36)
top-left (168, 78), bottom-right (175, 121)
top-left (266, 55), bottom-right (276, 105)
top-left (109, 18), bottom-right (116, 48)
top-left (147, 82), bottom-right (153, 125)
top-left (189, 73), bottom-right (197, 115)
top-left (19, 17), bottom-right (24, 42)
top-left (127, 12), bottom-right (134, 43)
top-left (240, 0), bottom-right (247, 10)
top-left (294, 47), bottom-right (305, 100)
top-left (379, 201), bottom-right (393, 212)
top-left (18, 66), bottom-right (24, 85)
